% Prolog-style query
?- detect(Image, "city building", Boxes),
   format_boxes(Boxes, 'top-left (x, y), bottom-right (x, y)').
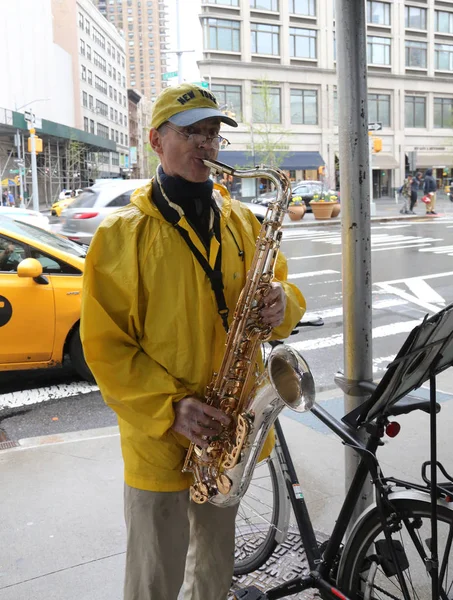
top-left (0, 0), bottom-right (122, 207)
top-left (198, 0), bottom-right (453, 197)
top-left (92, 0), bottom-right (171, 102)
top-left (128, 88), bottom-right (143, 177)
top-left (70, 0), bottom-right (130, 178)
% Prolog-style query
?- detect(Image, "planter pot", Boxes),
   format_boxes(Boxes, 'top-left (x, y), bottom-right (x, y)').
top-left (310, 201), bottom-right (335, 220)
top-left (331, 203), bottom-right (341, 218)
top-left (288, 205), bottom-right (306, 221)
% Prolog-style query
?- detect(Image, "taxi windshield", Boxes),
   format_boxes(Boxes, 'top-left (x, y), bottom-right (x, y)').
top-left (0, 217), bottom-right (87, 258)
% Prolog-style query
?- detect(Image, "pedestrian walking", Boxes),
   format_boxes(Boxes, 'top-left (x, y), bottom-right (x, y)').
top-left (399, 174), bottom-right (413, 214)
top-left (408, 172), bottom-right (422, 214)
top-left (423, 168), bottom-right (437, 215)
top-left (7, 191), bottom-right (15, 207)
top-left (81, 83), bottom-right (305, 600)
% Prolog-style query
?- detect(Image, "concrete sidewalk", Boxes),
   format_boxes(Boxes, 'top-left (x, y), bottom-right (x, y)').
top-left (1, 367), bottom-right (453, 600)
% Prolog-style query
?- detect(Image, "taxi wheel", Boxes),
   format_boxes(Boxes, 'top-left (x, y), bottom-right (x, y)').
top-left (68, 327), bottom-right (95, 383)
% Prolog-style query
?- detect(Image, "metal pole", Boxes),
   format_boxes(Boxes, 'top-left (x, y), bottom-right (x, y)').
top-left (336, 0), bottom-right (373, 522)
top-left (175, 0), bottom-right (182, 83)
top-left (30, 127), bottom-right (40, 212)
top-left (16, 131), bottom-right (25, 208)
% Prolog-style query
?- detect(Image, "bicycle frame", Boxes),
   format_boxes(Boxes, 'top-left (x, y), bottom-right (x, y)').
top-left (260, 401), bottom-right (451, 600)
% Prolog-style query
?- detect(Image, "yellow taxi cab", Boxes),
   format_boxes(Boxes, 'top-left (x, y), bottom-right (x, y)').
top-left (51, 196), bottom-right (76, 217)
top-left (0, 216), bottom-right (92, 380)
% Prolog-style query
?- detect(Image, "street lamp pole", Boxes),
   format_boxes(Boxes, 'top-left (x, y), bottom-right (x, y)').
top-left (29, 125), bottom-right (40, 212)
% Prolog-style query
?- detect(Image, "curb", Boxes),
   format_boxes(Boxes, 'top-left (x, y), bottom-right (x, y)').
top-left (0, 426), bottom-right (120, 453)
top-left (282, 213), bottom-right (440, 229)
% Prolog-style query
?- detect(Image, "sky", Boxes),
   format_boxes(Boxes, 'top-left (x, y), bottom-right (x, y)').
top-left (166, 0), bottom-right (203, 85)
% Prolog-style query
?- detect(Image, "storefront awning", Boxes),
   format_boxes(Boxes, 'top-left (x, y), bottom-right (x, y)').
top-left (217, 151), bottom-right (325, 170)
top-left (372, 153), bottom-right (399, 169)
top-left (416, 153), bottom-right (453, 168)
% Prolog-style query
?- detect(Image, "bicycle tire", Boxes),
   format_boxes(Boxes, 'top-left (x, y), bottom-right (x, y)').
top-left (234, 456), bottom-right (280, 575)
top-left (337, 497), bottom-right (453, 599)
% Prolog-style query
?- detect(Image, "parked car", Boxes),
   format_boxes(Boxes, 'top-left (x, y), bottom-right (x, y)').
top-left (0, 216), bottom-right (91, 380)
top-left (253, 180), bottom-right (340, 212)
top-left (0, 206), bottom-right (50, 230)
top-left (60, 179), bottom-right (150, 245)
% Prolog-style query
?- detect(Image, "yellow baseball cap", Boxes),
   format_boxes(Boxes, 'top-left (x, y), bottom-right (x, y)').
top-left (151, 83), bottom-right (238, 130)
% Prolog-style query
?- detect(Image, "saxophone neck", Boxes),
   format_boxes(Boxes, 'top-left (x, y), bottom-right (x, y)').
top-left (203, 159), bottom-right (292, 210)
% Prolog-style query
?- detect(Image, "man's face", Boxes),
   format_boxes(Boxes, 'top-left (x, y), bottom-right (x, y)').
top-left (150, 117), bottom-right (221, 183)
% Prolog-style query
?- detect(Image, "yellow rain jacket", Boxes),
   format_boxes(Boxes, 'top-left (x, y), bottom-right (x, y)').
top-left (81, 182), bottom-right (305, 492)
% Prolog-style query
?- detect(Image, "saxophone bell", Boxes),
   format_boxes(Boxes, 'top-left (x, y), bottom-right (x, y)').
top-left (268, 345), bottom-right (315, 413)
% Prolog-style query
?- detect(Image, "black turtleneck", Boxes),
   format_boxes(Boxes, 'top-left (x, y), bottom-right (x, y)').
top-left (158, 165), bottom-right (214, 248)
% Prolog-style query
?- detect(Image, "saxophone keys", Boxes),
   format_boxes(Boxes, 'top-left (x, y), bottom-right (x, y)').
top-left (190, 483), bottom-right (210, 504)
top-left (216, 473), bottom-right (232, 495)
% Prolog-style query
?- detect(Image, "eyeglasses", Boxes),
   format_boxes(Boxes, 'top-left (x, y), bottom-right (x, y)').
top-left (164, 123), bottom-right (230, 150)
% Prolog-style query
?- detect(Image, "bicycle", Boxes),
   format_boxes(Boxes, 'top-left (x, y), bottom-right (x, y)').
top-left (233, 303), bottom-right (453, 599)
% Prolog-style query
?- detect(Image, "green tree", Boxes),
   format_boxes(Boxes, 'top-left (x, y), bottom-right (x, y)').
top-left (246, 79), bottom-right (290, 170)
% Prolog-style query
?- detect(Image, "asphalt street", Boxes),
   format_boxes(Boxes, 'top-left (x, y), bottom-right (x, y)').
top-left (1, 217), bottom-right (453, 441)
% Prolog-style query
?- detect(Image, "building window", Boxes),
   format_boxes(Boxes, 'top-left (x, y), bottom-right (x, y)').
top-left (289, 0), bottom-right (315, 16)
top-left (290, 89), bottom-right (317, 124)
top-left (97, 123), bottom-right (110, 139)
top-left (84, 117), bottom-right (89, 132)
top-left (367, 1), bottom-right (390, 25)
top-left (367, 36), bottom-right (391, 65)
top-left (112, 152), bottom-right (119, 165)
top-left (208, 0), bottom-right (239, 5)
top-left (368, 93), bottom-right (390, 126)
top-left (88, 70), bottom-right (93, 85)
top-left (96, 99), bottom-right (108, 117)
top-left (204, 18), bottom-right (240, 52)
top-left (251, 23), bottom-right (280, 55)
top-left (435, 43), bottom-right (453, 71)
top-left (79, 13), bottom-right (84, 28)
top-left (436, 11), bottom-right (453, 34)
top-left (252, 86), bottom-right (281, 123)
top-left (109, 86), bottom-right (113, 98)
top-left (434, 98), bottom-right (453, 128)
top-left (405, 96), bottom-right (426, 128)
top-left (86, 45), bottom-right (92, 60)
top-left (90, 119), bottom-right (95, 134)
top-left (405, 41), bottom-right (427, 68)
top-left (82, 91), bottom-right (88, 107)
top-left (80, 40), bottom-right (85, 55)
top-left (250, 0), bottom-right (278, 10)
top-left (85, 20), bottom-right (90, 35)
top-left (125, 134), bottom-right (128, 145)
top-left (211, 84), bottom-right (242, 121)
top-left (289, 27), bottom-right (317, 59)
top-left (81, 65), bottom-right (86, 80)
top-left (89, 95), bottom-right (93, 110)
top-left (95, 75), bottom-right (107, 94)
top-left (120, 132), bottom-right (124, 144)
top-left (405, 6), bottom-right (427, 30)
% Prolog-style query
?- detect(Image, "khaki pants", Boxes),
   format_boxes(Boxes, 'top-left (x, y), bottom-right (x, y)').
top-left (426, 192), bottom-right (436, 213)
top-left (123, 484), bottom-right (238, 600)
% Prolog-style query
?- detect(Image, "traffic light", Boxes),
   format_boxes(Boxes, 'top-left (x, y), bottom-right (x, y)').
top-left (28, 136), bottom-right (43, 153)
top-left (373, 137), bottom-right (382, 153)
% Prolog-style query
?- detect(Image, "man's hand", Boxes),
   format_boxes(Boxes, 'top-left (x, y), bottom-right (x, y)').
top-left (260, 282), bottom-right (287, 328)
top-left (172, 396), bottom-right (231, 448)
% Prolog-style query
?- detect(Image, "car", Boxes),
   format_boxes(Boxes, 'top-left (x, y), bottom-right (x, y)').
top-left (253, 180), bottom-right (340, 212)
top-left (60, 179), bottom-right (150, 245)
top-left (0, 206), bottom-right (50, 230)
top-left (0, 216), bottom-right (92, 380)
top-left (52, 189), bottom-right (84, 216)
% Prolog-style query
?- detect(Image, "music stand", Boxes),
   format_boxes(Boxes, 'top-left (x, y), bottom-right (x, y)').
top-left (344, 301), bottom-right (453, 598)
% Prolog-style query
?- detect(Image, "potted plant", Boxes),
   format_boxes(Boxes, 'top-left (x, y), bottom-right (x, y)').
top-left (310, 191), bottom-right (339, 220)
top-left (288, 195), bottom-right (306, 221)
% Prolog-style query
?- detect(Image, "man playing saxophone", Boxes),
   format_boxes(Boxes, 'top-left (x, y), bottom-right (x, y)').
top-left (81, 83), bottom-right (305, 600)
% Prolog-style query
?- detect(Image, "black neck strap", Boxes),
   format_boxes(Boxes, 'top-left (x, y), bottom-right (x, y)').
top-left (151, 178), bottom-right (229, 333)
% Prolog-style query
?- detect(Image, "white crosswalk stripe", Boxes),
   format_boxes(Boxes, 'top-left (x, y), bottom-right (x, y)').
top-left (418, 245), bottom-right (453, 256)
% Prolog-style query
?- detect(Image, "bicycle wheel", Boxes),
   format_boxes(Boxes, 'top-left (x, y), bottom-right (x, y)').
top-left (234, 455), bottom-right (280, 575)
top-left (338, 497), bottom-right (453, 599)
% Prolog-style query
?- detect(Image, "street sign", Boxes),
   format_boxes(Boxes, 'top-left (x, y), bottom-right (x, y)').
top-left (9, 169), bottom-right (19, 174)
top-left (192, 81), bottom-right (209, 89)
top-left (368, 122), bottom-right (382, 132)
top-left (162, 71), bottom-right (178, 80)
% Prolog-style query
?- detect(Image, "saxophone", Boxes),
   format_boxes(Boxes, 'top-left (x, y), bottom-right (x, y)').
top-left (182, 159), bottom-right (315, 506)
